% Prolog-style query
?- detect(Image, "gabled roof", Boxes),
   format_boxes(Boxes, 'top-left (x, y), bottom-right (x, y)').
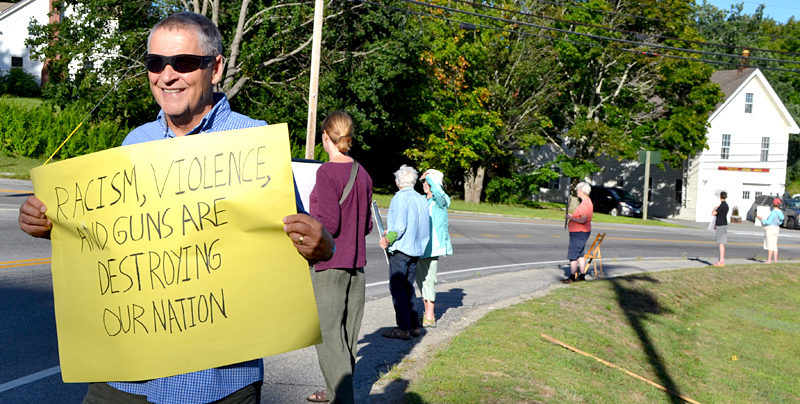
top-left (708, 68), bottom-right (800, 134)
top-left (710, 68), bottom-right (756, 102)
top-left (0, 0), bottom-right (38, 21)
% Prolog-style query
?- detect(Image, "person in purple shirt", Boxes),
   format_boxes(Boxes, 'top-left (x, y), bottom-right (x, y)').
top-left (305, 111), bottom-right (373, 404)
top-left (18, 12), bottom-right (334, 404)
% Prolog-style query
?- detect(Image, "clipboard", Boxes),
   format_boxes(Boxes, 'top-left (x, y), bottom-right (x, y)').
top-left (372, 201), bottom-right (390, 265)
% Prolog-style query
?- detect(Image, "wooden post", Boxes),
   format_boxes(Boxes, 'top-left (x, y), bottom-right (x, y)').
top-left (304, 0), bottom-right (324, 159)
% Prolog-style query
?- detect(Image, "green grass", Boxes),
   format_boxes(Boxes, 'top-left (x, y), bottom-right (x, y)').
top-left (373, 193), bottom-right (681, 227)
top-left (0, 153), bottom-right (45, 179)
top-left (405, 264), bottom-right (800, 403)
top-left (0, 96), bottom-right (44, 108)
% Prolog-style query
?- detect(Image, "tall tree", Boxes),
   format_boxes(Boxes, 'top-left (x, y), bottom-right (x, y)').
top-left (402, 0), bottom-right (557, 202)
top-left (26, 0), bottom-right (368, 148)
top-left (536, 0), bottom-right (722, 187)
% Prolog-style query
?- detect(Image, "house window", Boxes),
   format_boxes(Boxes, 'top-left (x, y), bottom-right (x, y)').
top-left (745, 92), bottom-right (753, 113)
top-left (755, 191), bottom-right (762, 198)
top-left (11, 56), bottom-right (23, 68)
top-left (760, 137), bottom-right (770, 162)
top-left (743, 191), bottom-right (750, 199)
top-left (721, 134), bottom-right (731, 159)
top-left (675, 179), bottom-right (682, 203)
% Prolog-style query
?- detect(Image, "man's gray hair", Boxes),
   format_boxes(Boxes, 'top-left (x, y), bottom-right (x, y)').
top-left (576, 182), bottom-right (591, 195)
top-left (394, 165), bottom-right (419, 189)
top-left (148, 12), bottom-right (223, 56)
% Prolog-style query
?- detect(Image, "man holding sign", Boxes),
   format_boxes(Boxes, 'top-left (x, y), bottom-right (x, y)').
top-left (18, 12), bottom-right (333, 404)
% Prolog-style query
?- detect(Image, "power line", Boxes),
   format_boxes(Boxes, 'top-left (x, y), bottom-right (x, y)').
top-left (450, 0), bottom-right (800, 58)
top-left (547, 0), bottom-right (800, 43)
top-left (399, 0), bottom-right (800, 67)
top-left (530, 0), bottom-right (661, 23)
top-left (353, 0), bottom-right (800, 74)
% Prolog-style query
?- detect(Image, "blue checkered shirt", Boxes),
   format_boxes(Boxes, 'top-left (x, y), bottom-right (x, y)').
top-left (109, 93), bottom-right (265, 404)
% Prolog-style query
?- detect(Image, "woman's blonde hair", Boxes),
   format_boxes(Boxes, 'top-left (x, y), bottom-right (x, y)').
top-left (321, 111), bottom-right (353, 153)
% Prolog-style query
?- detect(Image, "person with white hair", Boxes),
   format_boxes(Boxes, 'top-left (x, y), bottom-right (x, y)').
top-left (563, 181), bottom-right (593, 283)
top-left (417, 169), bottom-right (452, 328)
top-left (379, 165), bottom-right (430, 339)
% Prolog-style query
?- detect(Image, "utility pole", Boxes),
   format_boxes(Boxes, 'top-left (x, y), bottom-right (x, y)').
top-left (638, 150), bottom-right (661, 221)
top-left (304, 0), bottom-right (324, 159)
top-left (643, 151), bottom-right (650, 221)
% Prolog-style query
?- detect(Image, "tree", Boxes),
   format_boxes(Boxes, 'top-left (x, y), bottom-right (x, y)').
top-left (402, 0), bottom-right (557, 203)
top-left (25, 0), bottom-right (369, 149)
top-left (534, 0), bottom-right (722, 188)
top-left (694, 2), bottom-right (800, 186)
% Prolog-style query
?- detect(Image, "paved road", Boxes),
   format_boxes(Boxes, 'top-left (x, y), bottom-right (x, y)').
top-left (2, 177), bottom-right (798, 403)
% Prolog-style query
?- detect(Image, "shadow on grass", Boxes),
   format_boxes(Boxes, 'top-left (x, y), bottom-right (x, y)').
top-left (610, 275), bottom-right (684, 404)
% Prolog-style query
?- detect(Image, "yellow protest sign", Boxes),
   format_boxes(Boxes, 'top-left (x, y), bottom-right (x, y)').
top-left (30, 124), bottom-right (320, 382)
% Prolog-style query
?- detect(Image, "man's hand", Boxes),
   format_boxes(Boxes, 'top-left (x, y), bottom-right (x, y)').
top-left (283, 214), bottom-right (335, 264)
top-left (379, 237), bottom-right (389, 249)
top-left (18, 195), bottom-right (51, 239)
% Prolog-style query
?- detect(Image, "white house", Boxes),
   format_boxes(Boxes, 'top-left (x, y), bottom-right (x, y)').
top-left (679, 68), bottom-right (799, 221)
top-left (0, 0), bottom-right (114, 85)
top-left (0, 0), bottom-right (55, 84)
top-left (526, 68), bottom-right (800, 221)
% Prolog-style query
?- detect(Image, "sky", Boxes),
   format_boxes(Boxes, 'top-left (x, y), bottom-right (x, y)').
top-left (702, 0), bottom-right (799, 23)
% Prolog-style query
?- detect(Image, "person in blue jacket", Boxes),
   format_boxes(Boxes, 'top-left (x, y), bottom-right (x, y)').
top-left (417, 169), bottom-right (452, 328)
top-left (379, 165), bottom-right (430, 340)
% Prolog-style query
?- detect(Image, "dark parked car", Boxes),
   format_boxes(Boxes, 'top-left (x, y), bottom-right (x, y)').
top-left (745, 195), bottom-right (799, 229)
top-left (589, 186), bottom-right (643, 217)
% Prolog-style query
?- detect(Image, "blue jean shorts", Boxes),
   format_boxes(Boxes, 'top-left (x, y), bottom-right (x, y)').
top-left (568, 231), bottom-right (591, 261)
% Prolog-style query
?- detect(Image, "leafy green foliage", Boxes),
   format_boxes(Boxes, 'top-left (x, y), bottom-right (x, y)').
top-left (484, 168), bottom-right (559, 205)
top-left (0, 102), bottom-right (128, 159)
top-left (0, 69), bottom-right (42, 97)
top-left (535, 0), bottom-right (722, 182)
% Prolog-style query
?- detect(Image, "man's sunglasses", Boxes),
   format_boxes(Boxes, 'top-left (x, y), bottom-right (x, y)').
top-left (145, 54), bottom-right (216, 73)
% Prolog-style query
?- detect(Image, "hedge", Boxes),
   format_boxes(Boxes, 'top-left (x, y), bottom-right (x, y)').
top-left (0, 102), bottom-right (129, 160)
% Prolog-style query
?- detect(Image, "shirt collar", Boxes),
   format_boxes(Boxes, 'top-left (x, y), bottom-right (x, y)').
top-left (155, 93), bottom-right (232, 138)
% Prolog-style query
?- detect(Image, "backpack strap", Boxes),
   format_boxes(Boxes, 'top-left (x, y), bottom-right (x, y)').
top-left (339, 161), bottom-right (359, 205)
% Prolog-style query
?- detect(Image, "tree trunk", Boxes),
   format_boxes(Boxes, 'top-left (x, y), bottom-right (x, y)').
top-left (463, 166), bottom-right (485, 204)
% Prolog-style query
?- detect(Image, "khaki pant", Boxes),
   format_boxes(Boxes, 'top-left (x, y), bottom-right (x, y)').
top-left (311, 268), bottom-right (365, 404)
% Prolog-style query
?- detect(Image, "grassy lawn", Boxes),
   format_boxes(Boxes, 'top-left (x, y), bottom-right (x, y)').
top-left (0, 96), bottom-right (44, 108)
top-left (405, 264), bottom-right (800, 403)
top-left (0, 153), bottom-right (44, 179)
top-left (373, 193), bottom-right (681, 227)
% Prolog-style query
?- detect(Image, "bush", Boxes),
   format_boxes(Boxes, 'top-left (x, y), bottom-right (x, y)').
top-left (485, 168), bottom-right (560, 205)
top-left (0, 68), bottom-right (41, 97)
top-left (0, 102), bottom-right (128, 160)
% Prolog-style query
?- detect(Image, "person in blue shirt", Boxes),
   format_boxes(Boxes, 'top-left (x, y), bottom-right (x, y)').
top-left (757, 197), bottom-right (784, 263)
top-left (18, 11), bottom-right (333, 404)
top-left (417, 169), bottom-right (452, 328)
top-left (379, 165), bottom-right (430, 340)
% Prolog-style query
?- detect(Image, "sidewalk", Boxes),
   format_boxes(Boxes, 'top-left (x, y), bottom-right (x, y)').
top-left (260, 256), bottom-right (763, 403)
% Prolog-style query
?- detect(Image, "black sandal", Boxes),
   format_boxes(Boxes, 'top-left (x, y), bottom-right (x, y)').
top-left (383, 327), bottom-right (411, 340)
